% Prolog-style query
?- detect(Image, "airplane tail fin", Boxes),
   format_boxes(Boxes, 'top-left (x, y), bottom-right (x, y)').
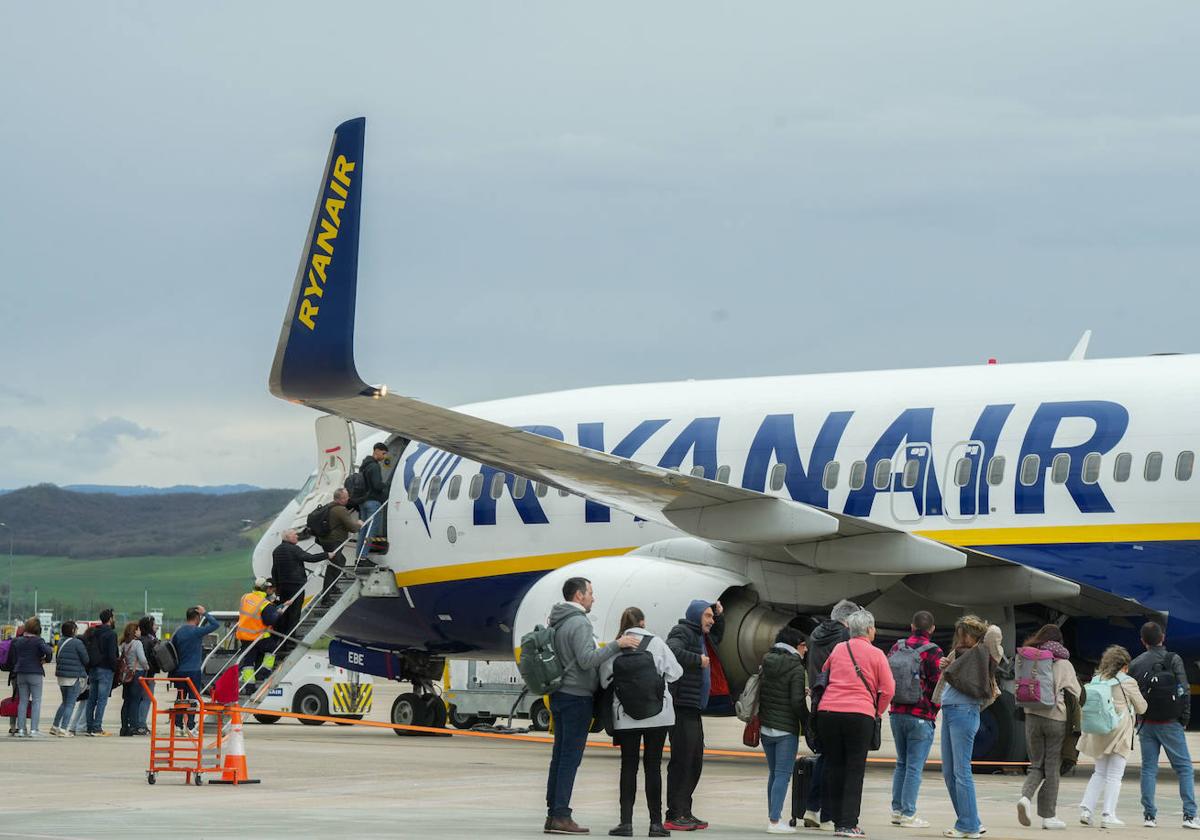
top-left (269, 117), bottom-right (371, 401)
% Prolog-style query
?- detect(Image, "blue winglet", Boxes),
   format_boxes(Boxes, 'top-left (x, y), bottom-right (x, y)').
top-left (270, 117), bottom-right (370, 401)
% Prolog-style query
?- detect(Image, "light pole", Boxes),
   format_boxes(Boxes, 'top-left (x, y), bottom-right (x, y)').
top-left (0, 523), bottom-right (11, 624)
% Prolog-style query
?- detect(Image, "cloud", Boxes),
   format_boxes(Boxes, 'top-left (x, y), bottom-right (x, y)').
top-left (0, 386), bottom-right (45, 407)
top-left (70, 417), bottom-right (162, 455)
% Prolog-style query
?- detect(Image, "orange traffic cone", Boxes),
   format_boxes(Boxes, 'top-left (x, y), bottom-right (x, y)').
top-left (210, 709), bottom-right (261, 785)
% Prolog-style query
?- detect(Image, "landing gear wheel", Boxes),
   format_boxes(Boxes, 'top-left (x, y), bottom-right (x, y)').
top-left (422, 694), bottom-right (448, 730)
top-left (530, 699), bottom-right (551, 731)
top-left (294, 686), bottom-right (329, 725)
top-left (391, 692), bottom-right (421, 736)
top-left (253, 714), bottom-right (281, 725)
top-left (147, 771), bottom-right (157, 785)
top-left (449, 705), bottom-right (481, 730)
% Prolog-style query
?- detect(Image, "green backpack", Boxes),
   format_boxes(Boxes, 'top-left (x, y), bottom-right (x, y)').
top-left (518, 624), bottom-right (567, 695)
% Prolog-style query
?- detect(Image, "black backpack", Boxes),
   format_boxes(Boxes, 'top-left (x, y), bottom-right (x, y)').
top-left (306, 502), bottom-right (336, 539)
top-left (611, 636), bottom-right (665, 721)
top-left (1140, 650), bottom-right (1188, 722)
top-left (83, 626), bottom-right (101, 668)
top-left (345, 456), bottom-right (373, 506)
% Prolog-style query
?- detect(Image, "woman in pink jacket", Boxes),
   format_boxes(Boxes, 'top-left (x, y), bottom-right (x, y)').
top-left (818, 609), bottom-right (896, 838)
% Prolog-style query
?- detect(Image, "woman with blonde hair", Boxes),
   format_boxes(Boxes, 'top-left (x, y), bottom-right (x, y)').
top-left (933, 615), bottom-right (1003, 839)
top-left (1078, 645), bottom-right (1147, 828)
top-left (599, 607), bottom-right (683, 837)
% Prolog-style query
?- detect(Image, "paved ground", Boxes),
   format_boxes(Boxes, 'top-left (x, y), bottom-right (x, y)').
top-left (3, 681), bottom-right (1197, 839)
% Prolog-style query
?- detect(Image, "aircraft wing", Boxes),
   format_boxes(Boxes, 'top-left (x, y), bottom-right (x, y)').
top-left (269, 118), bottom-right (965, 575)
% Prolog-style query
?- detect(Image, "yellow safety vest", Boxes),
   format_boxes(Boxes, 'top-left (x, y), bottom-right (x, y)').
top-left (237, 592), bottom-right (269, 641)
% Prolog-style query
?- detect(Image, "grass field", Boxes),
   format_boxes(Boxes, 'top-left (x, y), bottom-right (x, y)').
top-left (4, 551), bottom-right (254, 630)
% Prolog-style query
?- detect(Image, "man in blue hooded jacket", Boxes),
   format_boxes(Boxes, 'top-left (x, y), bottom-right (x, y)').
top-left (664, 599), bottom-right (725, 831)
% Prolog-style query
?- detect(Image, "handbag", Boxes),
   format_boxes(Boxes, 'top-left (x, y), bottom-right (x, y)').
top-left (845, 641), bottom-right (883, 751)
top-left (0, 694), bottom-right (30, 719)
top-left (742, 715), bottom-right (762, 748)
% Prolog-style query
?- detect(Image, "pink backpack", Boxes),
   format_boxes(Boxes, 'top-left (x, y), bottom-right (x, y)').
top-left (1015, 646), bottom-right (1056, 710)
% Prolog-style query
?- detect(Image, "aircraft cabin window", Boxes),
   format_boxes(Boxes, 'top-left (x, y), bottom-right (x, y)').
top-left (426, 475), bottom-right (443, 502)
top-left (1020, 454), bottom-right (1040, 487)
top-left (447, 475), bottom-right (462, 500)
top-left (902, 459), bottom-right (920, 489)
top-left (770, 463), bottom-right (787, 492)
top-left (468, 474), bottom-right (484, 500)
top-left (1114, 452), bottom-right (1132, 482)
top-left (849, 460), bottom-right (867, 491)
top-left (1177, 451), bottom-right (1195, 481)
top-left (716, 465), bottom-right (731, 484)
top-left (822, 461), bottom-right (839, 491)
top-left (512, 476), bottom-right (528, 500)
top-left (872, 459), bottom-right (891, 491)
top-left (407, 476), bottom-right (421, 502)
top-left (987, 456), bottom-right (1006, 486)
top-left (1145, 451), bottom-right (1163, 482)
top-left (689, 465), bottom-right (707, 478)
top-left (1051, 453), bottom-right (1070, 485)
top-left (954, 457), bottom-right (972, 488)
top-left (1082, 453), bottom-right (1102, 485)
top-left (535, 481), bottom-right (548, 498)
top-left (490, 472), bottom-right (506, 499)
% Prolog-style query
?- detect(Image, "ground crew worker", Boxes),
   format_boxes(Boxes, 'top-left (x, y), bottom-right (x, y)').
top-left (237, 578), bottom-right (273, 687)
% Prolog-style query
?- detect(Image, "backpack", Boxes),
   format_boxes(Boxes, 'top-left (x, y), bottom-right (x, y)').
top-left (735, 668), bottom-right (762, 723)
top-left (84, 626), bottom-right (102, 667)
top-left (116, 642), bottom-right (135, 685)
top-left (888, 640), bottom-right (937, 705)
top-left (345, 459), bottom-right (370, 506)
top-left (306, 502), bottom-right (336, 539)
top-left (611, 635), bottom-right (666, 721)
top-left (1081, 676), bottom-right (1125, 735)
top-left (0, 637), bottom-right (11, 672)
top-left (518, 624), bottom-right (568, 696)
top-left (1140, 651), bottom-right (1188, 722)
top-left (1014, 646), bottom-right (1057, 711)
top-left (152, 638), bottom-right (179, 674)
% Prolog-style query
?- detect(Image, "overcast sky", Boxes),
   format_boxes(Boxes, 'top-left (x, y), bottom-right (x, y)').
top-left (2, 3), bottom-right (1198, 490)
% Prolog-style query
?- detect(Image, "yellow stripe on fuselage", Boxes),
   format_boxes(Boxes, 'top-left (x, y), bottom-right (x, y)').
top-left (391, 523), bottom-right (1200, 590)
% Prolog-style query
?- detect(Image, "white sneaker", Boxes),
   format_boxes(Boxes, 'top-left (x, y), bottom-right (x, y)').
top-left (820, 822), bottom-right (834, 831)
top-left (767, 822), bottom-right (798, 834)
top-left (892, 812), bottom-right (903, 826)
top-left (1080, 808), bottom-right (1095, 827)
top-left (899, 816), bottom-right (930, 828)
top-left (1018, 797), bottom-right (1033, 827)
top-left (1144, 818), bottom-right (1157, 828)
top-left (803, 812), bottom-right (820, 829)
top-left (942, 830), bottom-right (980, 839)
top-left (1042, 818), bottom-right (1067, 830)
top-left (1100, 815), bottom-right (1125, 828)
top-left (1183, 818), bottom-right (1200, 830)
top-left (27, 730), bottom-right (47, 739)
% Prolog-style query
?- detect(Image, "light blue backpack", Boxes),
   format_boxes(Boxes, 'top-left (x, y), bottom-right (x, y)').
top-left (1081, 675), bottom-right (1126, 735)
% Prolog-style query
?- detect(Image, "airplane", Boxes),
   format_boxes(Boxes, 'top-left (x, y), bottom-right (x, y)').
top-left (253, 117), bottom-right (1200, 761)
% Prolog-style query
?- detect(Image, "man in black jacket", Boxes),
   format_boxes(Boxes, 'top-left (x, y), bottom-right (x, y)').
top-left (84, 608), bottom-right (119, 737)
top-left (664, 598), bottom-right (725, 832)
top-left (356, 442), bottom-right (389, 561)
top-left (803, 598), bottom-right (859, 829)
top-left (271, 529), bottom-right (325, 643)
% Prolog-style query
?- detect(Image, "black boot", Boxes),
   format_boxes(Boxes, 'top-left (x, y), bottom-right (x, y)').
top-left (609, 825), bottom-right (632, 837)
top-left (649, 824), bottom-right (670, 838)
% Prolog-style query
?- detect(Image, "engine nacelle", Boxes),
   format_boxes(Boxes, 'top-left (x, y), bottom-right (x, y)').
top-left (513, 555), bottom-right (798, 695)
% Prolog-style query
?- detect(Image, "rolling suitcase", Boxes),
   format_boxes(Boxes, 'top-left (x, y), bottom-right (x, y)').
top-left (789, 754), bottom-right (817, 827)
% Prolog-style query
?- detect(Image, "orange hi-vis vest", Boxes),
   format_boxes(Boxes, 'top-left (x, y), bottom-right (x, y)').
top-left (237, 591), bottom-right (269, 642)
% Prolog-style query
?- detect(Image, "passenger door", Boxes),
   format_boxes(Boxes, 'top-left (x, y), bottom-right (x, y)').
top-left (943, 440), bottom-right (985, 522)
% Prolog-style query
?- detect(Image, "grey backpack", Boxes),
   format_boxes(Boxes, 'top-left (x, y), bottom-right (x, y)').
top-left (888, 641), bottom-right (936, 705)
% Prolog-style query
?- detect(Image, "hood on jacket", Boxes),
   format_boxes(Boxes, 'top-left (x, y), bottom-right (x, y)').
top-left (809, 618), bottom-right (848, 648)
top-left (1036, 641), bottom-right (1071, 660)
top-left (549, 602), bottom-right (589, 627)
top-left (685, 599), bottom-right (712, 627)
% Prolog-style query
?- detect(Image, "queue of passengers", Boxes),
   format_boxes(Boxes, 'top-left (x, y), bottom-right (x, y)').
top-left (535, 579), bottom-right (1199, 837)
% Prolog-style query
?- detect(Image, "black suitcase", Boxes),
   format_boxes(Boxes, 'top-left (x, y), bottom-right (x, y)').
top-left (789, 755), bottom-right (817, 827)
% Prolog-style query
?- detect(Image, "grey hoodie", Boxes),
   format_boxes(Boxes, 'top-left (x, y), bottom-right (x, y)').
top-left (549, 602), bottom-right (621, 697)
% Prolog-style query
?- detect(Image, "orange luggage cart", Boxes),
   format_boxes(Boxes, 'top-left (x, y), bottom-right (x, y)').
top-left (141, 676), bottom-right (228, 786)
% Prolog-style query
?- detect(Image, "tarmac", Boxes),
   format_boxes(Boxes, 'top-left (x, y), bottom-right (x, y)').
top-left (2, 681), bottom-right (1197, 840)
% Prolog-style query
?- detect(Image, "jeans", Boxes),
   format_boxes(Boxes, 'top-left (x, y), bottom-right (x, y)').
top-left (1023, 715), bottom-right (1068, 818)
top-left (617, 726), bottom-right (668, 824)
top-left (139, 678), bottom-right (153, 729)
top-left (174, 670), bottom-right (203, 729)
top-left (941, 703), bottom-right (982, 834)
top-left (1083, 753), bottom-right (1128, 818)
top-left (357, 500), bottom-right (381, 558)
top-left (15, 673), bottom-right (44, 734)
top-left (546, 692), bottom-right (593, 819)
top-left (52, 677), bottom-right (84, 730)
top-left (666, 708), bottom-right (706, 821)
top-left (891, 713), bottom-right (936, 817)
top-left (86, 667), bottom-right (114, 734)
top-left (68, 691), bottom-right (88, 733)
top-left (1140, 721), bottom-right (1197, 820)
top-left (120, 670), bottom-right (146, 733)
top-left (817, 711), bottom-right (874, 831)
top-left (762, 732), bottom-right (800, 823)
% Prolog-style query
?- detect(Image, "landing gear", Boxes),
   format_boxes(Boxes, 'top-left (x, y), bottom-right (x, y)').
top-left (391, 691), bottom-right (447, 735)
top-left (973, 691), bottom-right (1025, 768)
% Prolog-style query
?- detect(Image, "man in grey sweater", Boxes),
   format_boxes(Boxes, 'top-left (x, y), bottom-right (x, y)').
top-left (544, 577), bottom-right (639, 835)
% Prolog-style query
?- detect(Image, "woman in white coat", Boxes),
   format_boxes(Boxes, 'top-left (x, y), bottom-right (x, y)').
top-left (600, 607), bottom-right (684, 838)
top-left (1078, 645), bottom-right (1148, 828)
